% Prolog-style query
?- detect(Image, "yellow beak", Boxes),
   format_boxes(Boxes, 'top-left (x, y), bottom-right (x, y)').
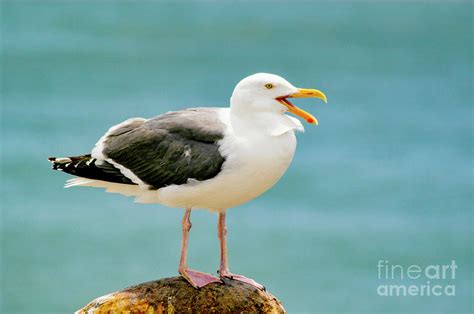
top-left (276, 88), bottom-right (327, 125)
top-left (289, 88), bottom-right (327, 103)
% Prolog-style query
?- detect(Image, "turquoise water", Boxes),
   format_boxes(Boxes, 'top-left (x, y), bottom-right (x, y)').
top-left (1, 1), bottom-right (472, 313)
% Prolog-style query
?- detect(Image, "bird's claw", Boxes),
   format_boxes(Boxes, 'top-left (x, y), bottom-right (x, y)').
top-left (179, 268), bottom-right (221, 288)
top-left (219, 271), bottom-right (265, 290)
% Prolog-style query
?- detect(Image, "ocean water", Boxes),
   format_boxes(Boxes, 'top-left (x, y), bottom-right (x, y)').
top-left (1, 1), bottom-right (472, 313)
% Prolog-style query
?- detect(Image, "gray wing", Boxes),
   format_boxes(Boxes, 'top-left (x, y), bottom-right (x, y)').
top-left (101, 108), bottom-right (227, 189)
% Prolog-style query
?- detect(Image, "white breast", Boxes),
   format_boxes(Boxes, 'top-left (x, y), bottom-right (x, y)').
top-left (154, 109), bottom-right (300, 211)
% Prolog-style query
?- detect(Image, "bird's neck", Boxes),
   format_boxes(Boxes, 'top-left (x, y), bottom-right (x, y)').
top-left (229, 108), bottom-right (303, 137)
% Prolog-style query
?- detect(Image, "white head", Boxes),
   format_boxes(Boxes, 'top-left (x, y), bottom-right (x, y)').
top-left (230, 73), bottom-right (327, 125)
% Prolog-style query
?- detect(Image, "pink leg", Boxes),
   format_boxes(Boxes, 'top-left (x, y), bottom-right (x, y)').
top-left (178, 208), bottom-right (221, 288)
top-left (218, 210), bottom-right (265, 290)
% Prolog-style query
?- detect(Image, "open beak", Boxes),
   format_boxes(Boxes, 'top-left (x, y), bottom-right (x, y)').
top-left (276, 88), bottom-right (327, 125)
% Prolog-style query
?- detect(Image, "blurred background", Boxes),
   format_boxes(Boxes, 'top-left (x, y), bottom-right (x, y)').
top-left (1, 1), bottom-right (472, 313)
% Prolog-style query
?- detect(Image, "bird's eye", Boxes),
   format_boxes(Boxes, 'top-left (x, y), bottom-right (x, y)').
top-left (264, 83), bottom-right (273, 89)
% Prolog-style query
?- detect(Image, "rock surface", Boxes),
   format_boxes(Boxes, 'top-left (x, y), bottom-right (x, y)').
top-left (76, 276), bottom-right (286, 313)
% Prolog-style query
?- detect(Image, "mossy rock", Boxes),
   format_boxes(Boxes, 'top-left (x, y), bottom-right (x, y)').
top-left (76, 276), bottom-right (286, 313)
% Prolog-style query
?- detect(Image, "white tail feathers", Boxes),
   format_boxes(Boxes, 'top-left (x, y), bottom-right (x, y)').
top-left (64, 177), bottom-right (144, 198)
top-left (65, 178), bottom-right (96, 188)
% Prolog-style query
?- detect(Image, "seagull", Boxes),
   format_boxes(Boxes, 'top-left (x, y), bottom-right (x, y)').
top-left (48, 73), bottom-right (327, 289)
